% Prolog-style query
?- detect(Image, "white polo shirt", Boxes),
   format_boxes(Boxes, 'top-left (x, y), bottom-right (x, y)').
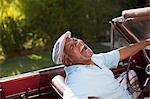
top-left (63, 50), bottom-right (132, 99)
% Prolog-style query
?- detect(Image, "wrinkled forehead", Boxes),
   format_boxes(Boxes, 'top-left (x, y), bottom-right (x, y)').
top-left (64, 37), bottom-right (70, 46)
top-left (64, 37), bottom-right (73, 48)
top-left (65, 37), bottom-right (72, 43)
top-left (64, 37), bottom-right (77, 52)
top-left (65, 37), bottom-right (79, 46)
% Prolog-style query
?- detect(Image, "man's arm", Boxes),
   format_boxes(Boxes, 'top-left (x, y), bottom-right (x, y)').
top-left (119, 38), bottom-right (150, 61)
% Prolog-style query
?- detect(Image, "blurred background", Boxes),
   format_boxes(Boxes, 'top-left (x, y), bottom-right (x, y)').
top-left (0, 0), bottom-right (149, 77)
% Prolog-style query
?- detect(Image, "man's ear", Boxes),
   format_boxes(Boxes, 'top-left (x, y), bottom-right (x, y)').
top-left (62, 55), bottom-right (72, 65)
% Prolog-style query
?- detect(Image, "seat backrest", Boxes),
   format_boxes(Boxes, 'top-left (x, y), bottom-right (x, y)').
top-left (50, 75), bottom-right (100, 99)
top-left (50, 75), bottom-right (66, 98)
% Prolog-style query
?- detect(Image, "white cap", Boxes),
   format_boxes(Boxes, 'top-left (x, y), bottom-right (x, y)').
top-left (52, 31), bottom-right (71, 64)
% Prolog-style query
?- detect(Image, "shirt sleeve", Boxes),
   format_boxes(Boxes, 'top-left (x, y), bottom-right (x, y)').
top-left (91, 49), bottom-right (120, 69)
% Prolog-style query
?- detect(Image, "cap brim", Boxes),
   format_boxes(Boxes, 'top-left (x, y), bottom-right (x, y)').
top-left (52, 31), bottom-right (71, 64)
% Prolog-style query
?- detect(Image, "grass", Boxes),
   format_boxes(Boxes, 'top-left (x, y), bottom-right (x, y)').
top-left (0, 52), bottom-right (54, 78)
top-left (0, 42), bottom-right (111, 78)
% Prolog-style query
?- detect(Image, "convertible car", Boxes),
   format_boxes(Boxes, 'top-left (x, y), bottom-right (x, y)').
top-left (0, 7), bottom-right (150, 99)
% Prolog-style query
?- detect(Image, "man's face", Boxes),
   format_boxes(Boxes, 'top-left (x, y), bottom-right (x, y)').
top-left (63, 37), bottom-right (94, 65)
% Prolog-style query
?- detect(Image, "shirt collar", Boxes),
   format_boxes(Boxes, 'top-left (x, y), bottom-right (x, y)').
top-left (64, 65), bottom-right (79, 75)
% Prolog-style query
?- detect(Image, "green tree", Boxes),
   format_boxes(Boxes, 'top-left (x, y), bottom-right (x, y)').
top-left (0, 0), bottom-right (139, 57)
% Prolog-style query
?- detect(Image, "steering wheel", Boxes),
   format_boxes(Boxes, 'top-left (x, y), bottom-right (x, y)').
top-left (142, 48), bottom-right (150, 65)
top-left (126, 48), bottom-right (150, 97)
top-left (126, 56), bottom-right (142, 93)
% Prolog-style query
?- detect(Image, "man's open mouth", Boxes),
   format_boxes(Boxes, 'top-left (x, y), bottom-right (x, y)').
top-left (80, 45), bottom-right (87, 53)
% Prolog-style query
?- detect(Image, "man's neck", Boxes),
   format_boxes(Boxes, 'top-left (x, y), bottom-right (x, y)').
top-left (83, 59), bottom-right (95, 65)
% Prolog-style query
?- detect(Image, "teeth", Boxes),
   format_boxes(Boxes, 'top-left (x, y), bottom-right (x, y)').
top-left (80, 46), bottom-right (84, 52)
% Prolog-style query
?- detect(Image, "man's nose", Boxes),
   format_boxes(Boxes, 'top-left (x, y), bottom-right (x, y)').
top-left (77, 40), bottom-right (83, 46)
top-left (77, 39), bottom-right (83, 42)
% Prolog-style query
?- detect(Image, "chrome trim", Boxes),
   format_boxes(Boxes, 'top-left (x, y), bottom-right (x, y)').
top-left (0, 65), bottom-right (65, 81)
top-left (5, 86), bottom-right (52, 98)
top-left (5, 88), bottom-right (39, 98)
top-left (0, 72), bottom-right (40, 82)
top-left (112, 16), bottom-right (125, 22)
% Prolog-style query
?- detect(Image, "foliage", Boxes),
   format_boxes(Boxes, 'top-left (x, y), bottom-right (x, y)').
top-left (0, 51), bottom-right (53, 77)
top-left (0, 0), bottom-right (139, 56)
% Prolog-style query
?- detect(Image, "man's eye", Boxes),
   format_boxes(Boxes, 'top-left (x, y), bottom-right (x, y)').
top-left (72, 38), bottom-right (77, 41)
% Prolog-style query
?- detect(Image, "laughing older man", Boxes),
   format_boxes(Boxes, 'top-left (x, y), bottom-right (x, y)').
top-left (52, 31), bottom-right (149, 99)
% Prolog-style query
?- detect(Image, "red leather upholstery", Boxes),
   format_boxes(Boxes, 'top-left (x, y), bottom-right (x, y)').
top-left (0, 72), bottom-right (40, 98)
top-left (50, 75), bottom-right (66, 98)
